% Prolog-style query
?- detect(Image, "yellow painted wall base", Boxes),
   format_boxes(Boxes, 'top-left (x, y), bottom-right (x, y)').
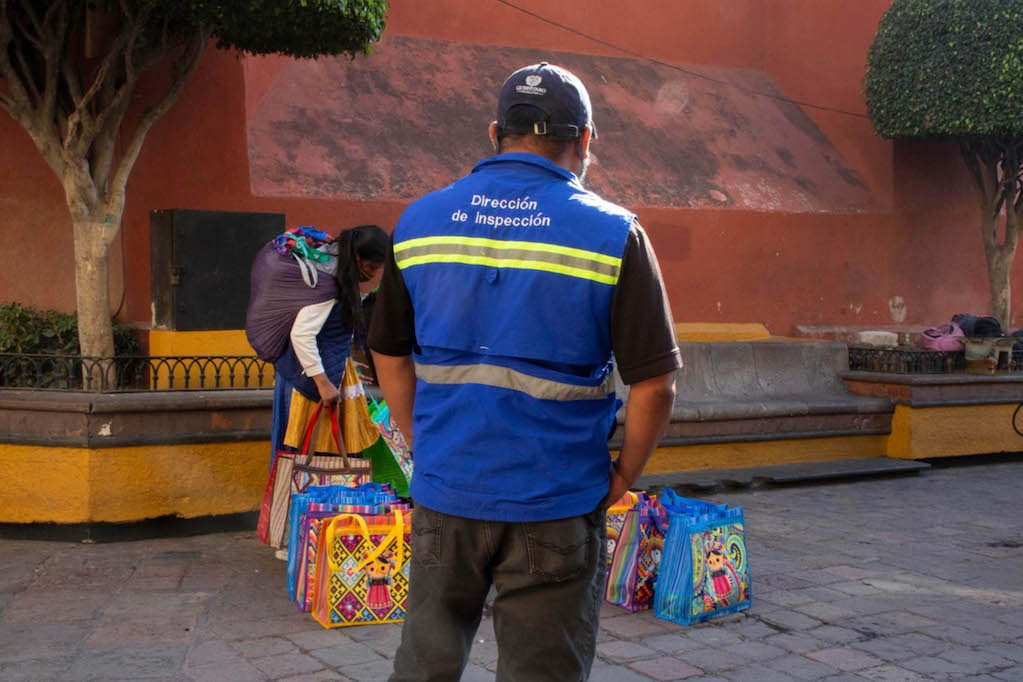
top-left (149, 329), bottom-right (256, 356)
top-left (147, 329), bottom-right (273, 389)
top-left (0, 441), bottom-right (270, 524)
top-left (674, 323), bottom-right (771, 342)
top-left (887, 404), bottom-right (1023, 459)
top-left (614, 434), bottom-right (887, 473)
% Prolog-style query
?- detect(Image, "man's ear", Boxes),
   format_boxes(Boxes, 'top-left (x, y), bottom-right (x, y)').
top-left (489, 121), bottom-right (500, 151)
top-left (578, 126), bottom-right (592, 161)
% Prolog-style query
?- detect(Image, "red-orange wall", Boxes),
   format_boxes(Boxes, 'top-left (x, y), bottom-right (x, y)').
top-left (1, 0), bottom-right (1019, 334)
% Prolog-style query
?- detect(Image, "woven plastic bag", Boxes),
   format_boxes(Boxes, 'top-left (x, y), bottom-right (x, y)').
top-left (365, 398), bottom-right (411, 496)
top-left (311, 509), bottom-right (411, 628)
top-left (605, 492), bottom-right (668, 612)
top-left (370, 398), bottom-right (414, 485)
top-left (285, 482), bottom-right (398, 601)
top-left (654, 491), bottom-right (751, 625)
top-left (295, 507), bottom-right (408, 612)
top-left (258, 405), bottom-right (372, 548)
top-left (341, 358), bottom-right (380, 453)
top-left (605, 491), bottom-right (641, 566)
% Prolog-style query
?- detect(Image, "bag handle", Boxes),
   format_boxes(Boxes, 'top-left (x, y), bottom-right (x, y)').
top-left (608, 490), bottom-right (640, 510)
top-left (292, 252), bottom-right (319, 288)
top-left (650, 508), bottom-right (670, 535)
top-left (299, 404), bottom-right (350, 467)
top-left (325, 509), bottom-right (406, 574)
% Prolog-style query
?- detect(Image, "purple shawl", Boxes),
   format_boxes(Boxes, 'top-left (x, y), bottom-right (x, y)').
top-left (245, 242), bottom-right (339, 362)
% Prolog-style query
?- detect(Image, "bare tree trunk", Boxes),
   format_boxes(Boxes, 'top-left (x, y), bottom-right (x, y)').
top-left (72, 219), bottom-right (114, 358)
top-left (72, 216), bottom-right (117, 389)
top-left (985, 240), bottom-right (1015, 331)
top-left (962, 142), bottom-right (1022, 331)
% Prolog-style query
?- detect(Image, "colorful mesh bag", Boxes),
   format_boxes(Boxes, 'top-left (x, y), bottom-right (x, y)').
top-left (311, 509), bottom-right (411, 628)
top-left (258, 405), bottom-right (373, 548)
top-left (285, 482), bottom-right (400, 602)
top-left (370, 398), bottom-right (413, 488)
top-left (605, 492), bottom-right (668, 612)
top-left (605, 491), bottom-right (640, 566)
top-left (294, 500), bottom-right (411, 613)
top-left (654, 490), bottom-right (752, 625)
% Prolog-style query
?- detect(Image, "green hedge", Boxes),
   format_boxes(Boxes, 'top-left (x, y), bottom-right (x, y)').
top-left (0, 302), bottom-right (140, 356)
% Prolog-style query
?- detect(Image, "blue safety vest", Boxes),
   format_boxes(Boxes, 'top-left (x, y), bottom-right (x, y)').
top-left (395, 153), bottom-right (634, 521)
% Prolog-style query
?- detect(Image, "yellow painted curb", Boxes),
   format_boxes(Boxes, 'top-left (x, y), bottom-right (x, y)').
top-left (886, 404), bottom-right (1023, 459)
top-left (674, 323), bottom-right (771, 342)
top-left (0, 441), bottom-right (270, 524)
top-left (613, 434), bottom-right (888, 473)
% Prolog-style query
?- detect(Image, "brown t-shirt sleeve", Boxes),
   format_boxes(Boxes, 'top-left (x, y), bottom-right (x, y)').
top-left (612, 222), bottom-right (682, 384)
top-left (367, 238), bottom-right (417, 356)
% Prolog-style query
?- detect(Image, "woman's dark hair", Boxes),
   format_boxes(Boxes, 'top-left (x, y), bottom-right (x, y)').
top-left (335, 224), bottom-right (388, 332)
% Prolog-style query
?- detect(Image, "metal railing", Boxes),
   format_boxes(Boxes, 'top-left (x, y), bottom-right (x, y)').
top-left (848, 346), bottom-right (1023, 375)
top-left (0, 354), bottom-right (274, 392)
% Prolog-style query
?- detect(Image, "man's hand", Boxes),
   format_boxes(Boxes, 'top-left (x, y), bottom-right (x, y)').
top-left (312, 373), bottom-right (340, 406)
top-left (604, 459), bottom-right (632, 509)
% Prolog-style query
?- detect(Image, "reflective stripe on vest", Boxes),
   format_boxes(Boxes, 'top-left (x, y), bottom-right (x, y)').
top-left (394, 236), bottom-right (621, 286)
top-left (414, 362), bottom-right (615, 401)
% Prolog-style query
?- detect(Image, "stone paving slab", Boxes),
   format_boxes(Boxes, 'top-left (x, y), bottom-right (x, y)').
top-left (0, 459), bottom-right (1021, 681)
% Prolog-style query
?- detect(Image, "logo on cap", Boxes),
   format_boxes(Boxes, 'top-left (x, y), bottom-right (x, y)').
top-left (525, 75), bottom-right (542, 87)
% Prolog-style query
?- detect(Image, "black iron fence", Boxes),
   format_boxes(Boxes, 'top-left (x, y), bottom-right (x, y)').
top-left (849, 346), bottom-right (1023, 374)
top-left (0, 354), bottom-right (273, 392)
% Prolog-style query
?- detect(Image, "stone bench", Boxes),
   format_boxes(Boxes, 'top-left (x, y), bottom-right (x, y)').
top-left (613, 341), bottom-right (893, 447)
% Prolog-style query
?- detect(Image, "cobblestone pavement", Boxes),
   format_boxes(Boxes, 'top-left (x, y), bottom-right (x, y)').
top-left (2, 459), bottom-right (1022, 681)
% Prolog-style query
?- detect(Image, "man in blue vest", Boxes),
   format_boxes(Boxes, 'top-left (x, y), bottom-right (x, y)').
top-left (370, 62), bottom-right (681, 681)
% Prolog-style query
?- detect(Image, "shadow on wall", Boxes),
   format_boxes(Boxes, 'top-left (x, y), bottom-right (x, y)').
top-left (246, 35), bottom-right (874, 214)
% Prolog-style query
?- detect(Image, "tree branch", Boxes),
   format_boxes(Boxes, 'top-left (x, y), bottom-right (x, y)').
top-left (61, 52), bottom-right (82, 108)
top-left (0, 0), bottom-right (63, 177)
top-left (12, 42), bottom-right (40, 104)
top-left (91, 93), bottom-right (131, 192)
top-left (1009, 149), bottom-right (1023, 246)
top-left (17, 0), bottom-right (41, 34)
top-left (76, 36), bottom-right (142, 154)
top-left (961, 143), bottom-right (990, 207)
top-left (36, 0), bottom-right (68, 138)
top-left (993, 189), bottom-right (1007, 223)
top-left (64, 21), bottom-right (135, 154)
top-left (10, 8), bottom-right (43, 50)
top-left (998, 145), bottom-right (1023, 246)
top-left (0, 0), bottom-right (34, 111)
top-left (103, 29), bottom-right (208, 231)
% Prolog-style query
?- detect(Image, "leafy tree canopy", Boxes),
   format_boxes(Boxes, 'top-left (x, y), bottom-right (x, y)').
top-left (183, 0), bottom-right (388, 58)
top-left (72, 0), bottom-right (389, 59)
top-left (865, 0), bottom-right (1023, 140)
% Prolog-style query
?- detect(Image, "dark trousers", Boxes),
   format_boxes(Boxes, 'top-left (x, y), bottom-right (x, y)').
top-left (390, 503), bottom-right (607, 682)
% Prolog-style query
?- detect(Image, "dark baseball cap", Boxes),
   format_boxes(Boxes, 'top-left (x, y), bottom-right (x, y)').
top-left (496, 62), bottom-right (597, 139)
